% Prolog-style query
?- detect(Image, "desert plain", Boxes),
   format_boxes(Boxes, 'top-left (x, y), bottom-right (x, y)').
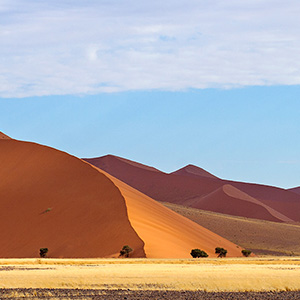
top-left (1, 132), bottom-right (300, 299)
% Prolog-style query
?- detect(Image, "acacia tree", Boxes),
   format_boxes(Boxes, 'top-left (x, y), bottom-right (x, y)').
top-left (215, 247), bottom-right (227, 258)
top-left (120, 245), bottom-right (133, 258)
top-left (190, 249), bottom-right (208, 258)
top-left (241, 249), bottom-right (252, 257)
top-left (39, 248), bottom-right (48, 258)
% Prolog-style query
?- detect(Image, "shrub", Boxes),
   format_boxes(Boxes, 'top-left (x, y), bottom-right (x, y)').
top-left (120, 245), bottom-right (133, 258)
top-left (241, 249), bottom-right (252, 257)
top-left (190, 249), bottom-right (208, 258)
top-left (39, 248), bottom-right (48, 258)
top-left (215, 247), bottom-right (227, 258)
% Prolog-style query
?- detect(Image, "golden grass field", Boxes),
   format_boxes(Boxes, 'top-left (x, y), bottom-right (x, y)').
top-left (1, 257), bottom-right (300, 292)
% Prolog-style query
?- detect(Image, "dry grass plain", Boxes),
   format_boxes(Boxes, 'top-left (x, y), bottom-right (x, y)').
top-left (1, 258), bottom-right (300, 292)
top-left (162, 202), bottom-right (300, 256)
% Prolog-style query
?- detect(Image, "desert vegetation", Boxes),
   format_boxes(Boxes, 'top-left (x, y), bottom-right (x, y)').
top-left (215, 247), bottom-right (227, 258)
top-left (119, 245), bottom-right (133, 257)
top-left (39, 248), bottom-right (48, 258)
top-left (190, 249), bottom-right (208, 258)
top-left (242, 249), bottom-right (252, 257)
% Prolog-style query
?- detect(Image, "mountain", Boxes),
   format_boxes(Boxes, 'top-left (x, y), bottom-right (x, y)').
top-left (84, 155), bottom-right (300, 222)
top-left (0, 136), bottom-right (242, 258)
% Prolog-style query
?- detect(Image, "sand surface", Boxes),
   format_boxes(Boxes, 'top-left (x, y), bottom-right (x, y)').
top-left (100, 171), bottom-right (243, 258)
top-left (163, 202), bottom-right (300, 256)
top-left (0, 139), bottom-right (144, 258)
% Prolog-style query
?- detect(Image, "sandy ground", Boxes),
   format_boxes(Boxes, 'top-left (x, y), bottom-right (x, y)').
top-left (163, 202), bottom-right (300, 255)
top-left (1, 258), bottom-right (300, 292)
top-left (1, 289), bottom-right (300, 299)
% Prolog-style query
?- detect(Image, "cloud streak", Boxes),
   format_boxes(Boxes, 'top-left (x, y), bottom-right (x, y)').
top-left (1, 0), bottom-right (300, 97)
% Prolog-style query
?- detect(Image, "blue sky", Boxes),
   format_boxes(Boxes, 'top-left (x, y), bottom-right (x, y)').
top-left (1, 1), bottom-right (300, 188)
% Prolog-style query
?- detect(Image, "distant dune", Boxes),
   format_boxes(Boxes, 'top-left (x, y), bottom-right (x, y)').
top-left (0, 134), bottom-right (242, 258)
top-left (0, 138), bottom-right (145, 258)
top-left (289, 187), bottom-right (300, 195)
top-left (163, 202), bottom-right (300, 256)
top-left (84, 155), bottom-right (300, 222)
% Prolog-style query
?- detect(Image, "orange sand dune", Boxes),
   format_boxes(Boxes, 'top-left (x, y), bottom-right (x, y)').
top-left (97, 170), bottom-right (243, 258)
top-left (85, 155), bottom-right (300, 222)
top-left (188, 184), bottom-right (292, 223)
top-left (0, 139), bottom-right (145, 258)
top-left (0, 131), bottom-right (11, 139)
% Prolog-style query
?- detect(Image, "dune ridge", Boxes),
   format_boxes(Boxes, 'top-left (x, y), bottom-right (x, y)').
top-left (0, 131), bottom-right (11, 139)
top-left (85, 155), bottom-right (300, 222)
top-left (94, 169), bottom-right (243, 258)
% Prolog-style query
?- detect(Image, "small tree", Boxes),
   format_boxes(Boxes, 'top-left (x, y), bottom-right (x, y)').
top-left (241, 249), bottom-right (252, 257)
top-left (40, 248), bottom-right (48, 258)
top-left (190, 249), bottom-right (208, 258)
top-left (215, 247), bottom-right (227, 258)
top-left (120, 245), bottom-right (133, 258)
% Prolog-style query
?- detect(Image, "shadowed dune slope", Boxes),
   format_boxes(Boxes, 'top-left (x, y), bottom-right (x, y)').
top-left (188, 185), bottom-right (292, 223)
top-left (289, 187), bottom-right (300, 195)
top-left (0, 139), bottom-right (145, 258)
top-left (84, 155), bottom-right (300, 222)
top-left (84, 155), bottom-right (221, 205)
top-left (94, 169), bottom-right (243, 258)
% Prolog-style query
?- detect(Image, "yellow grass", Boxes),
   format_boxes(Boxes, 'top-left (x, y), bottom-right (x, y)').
top-left (1, 257), bottom-right (300, 292)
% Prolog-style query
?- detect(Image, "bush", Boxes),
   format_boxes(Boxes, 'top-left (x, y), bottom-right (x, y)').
top-left (120, 245), bottom-right (133, 258)
top-left (190, 249), bottom-right (208, 258)
top-left (215, 247), bottom-right (227, 258)
top-left (39, 248), bottom-right (48, 258)
top-left (241, 249), bottom-right (252, 257)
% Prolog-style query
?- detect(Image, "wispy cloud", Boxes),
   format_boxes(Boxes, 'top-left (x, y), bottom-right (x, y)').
top-left (1, 0), bottom-right (300, 97)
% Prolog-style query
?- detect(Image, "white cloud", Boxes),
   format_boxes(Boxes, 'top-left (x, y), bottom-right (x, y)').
top-left (1, 0), bottom-right (300, 97)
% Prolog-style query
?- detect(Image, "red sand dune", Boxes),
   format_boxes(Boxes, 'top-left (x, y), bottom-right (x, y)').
top-left (0, 139), bottom-right (145, 258)
top-left (289, 187), bottom-right (300, 195)
top-left (85, 155), bottom-right (300, 222)
top-left (187, 184), bottom-right (292, 223)
top-left (171, 164), bottom-right (218, 179)
top-left (0, 135), bottom-right (243, 258)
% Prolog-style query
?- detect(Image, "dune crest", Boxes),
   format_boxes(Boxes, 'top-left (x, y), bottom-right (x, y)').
top-left (0, 139), bottom-right (145, 258)
top-left (96, 169), bottom-right (243, 258)
top-left (0, 132), bottom-right (11, 139)
top-left (85, 155), bottom-right (300, 222)
top-left (171, 164), bottom-right (218, 179)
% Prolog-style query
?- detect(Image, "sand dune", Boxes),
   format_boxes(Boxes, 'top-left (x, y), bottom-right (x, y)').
top-left (0, 131), bottom-right (11, 139)
top-left (289, 187), bottom-right (300, 195)
top-left (163, 202), bottom-right (300, 256)
top-left (0, 139), bottom-right (145, 258)
top-left (1, 137), bottom-right (243, 258)
top-left (188, 185), bottom-right (292, 223)
top-left (85, 155), bottom-right (300, 222)
top-left (96, 170), bottom-right (243, 258)
top-left (171, 164), bottom-right (218, 179)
